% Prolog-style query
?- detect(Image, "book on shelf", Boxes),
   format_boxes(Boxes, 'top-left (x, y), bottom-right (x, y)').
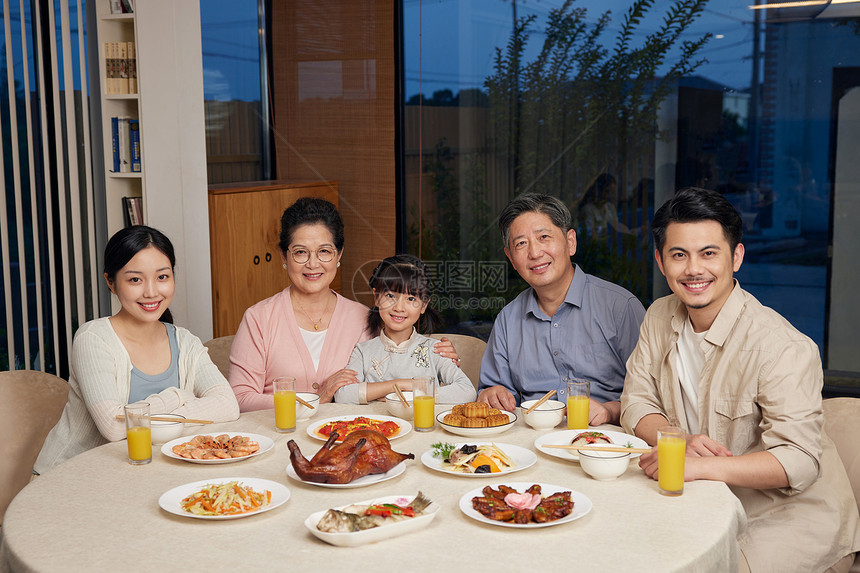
top-left (109, 0), bottom-right (123, 14)
top-left (117, 42), bottom-right (129, 94)
top-left (129, 119), bottom-right (141, 172)
top-left (104, 42), bottom-right (114, 95)
top-left (122, 196), bottom-right (142, 227)
top-left (127, 41), bottom-right (137, 94)
top-left (111, 116), bottom-right (120, 172)
top-left (119, 0), bottom-right (133, 13)
top-left (104, 41), bottom-right (136, 95)
top-left (110, 116), bottom-right (139, 173)
top-left (118, 116), bottom-right (131, 173)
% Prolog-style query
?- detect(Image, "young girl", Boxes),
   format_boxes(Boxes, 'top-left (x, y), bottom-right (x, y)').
top-left (334, 254), bottom-right (477, 404)
top-left (35, 226), bottom-right (239, 472)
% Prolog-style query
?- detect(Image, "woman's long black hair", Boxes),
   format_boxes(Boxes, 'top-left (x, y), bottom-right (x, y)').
top-left (103, 225), bottom-right (176, 324)
top-left (366, 254), bottom-right (442, 338)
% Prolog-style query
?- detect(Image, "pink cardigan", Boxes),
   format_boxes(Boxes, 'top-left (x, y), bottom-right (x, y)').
top-left (228, 287), bottom-right (371, 411)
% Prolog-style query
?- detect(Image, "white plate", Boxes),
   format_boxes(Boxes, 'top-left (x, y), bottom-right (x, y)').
top-left (286, 461), bottom-right (407, 488)
top-left (534, 429), bottom-right (649, 461)
top-left (307, 415), bottom-right (412, 441)
top-left (420, 442), bottom-right (537, 477)
top-left (459, 482), bottom-right (592, 529)
top-left (305, 494), bottom-right (440, 547)
top-left (158, 477), bottom-right (290, 520)
top-left (160, 432), bottom-right (275, 464)
top-left (435, 409), bottom-right (517, 438)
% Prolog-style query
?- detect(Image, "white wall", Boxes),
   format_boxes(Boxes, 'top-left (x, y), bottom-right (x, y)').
top-left (135, 0), bottom-right (212, 340)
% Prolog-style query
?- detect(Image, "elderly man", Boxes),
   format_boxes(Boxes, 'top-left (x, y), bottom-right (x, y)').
top-left (478, 192), bottom-right (645, 425)
top-left (621, 187), bottom-right (860, 572)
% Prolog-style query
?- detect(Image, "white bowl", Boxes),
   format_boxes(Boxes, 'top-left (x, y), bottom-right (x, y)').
top-left (296, 392), bottom-right (321, 421)
top-left (520, 399), bottom-right (565, 430)
top-left (384, 391), bottom-right (413, 420)
top-left (150, 414), bottom-right (186, 445)
top-left (578, 447), bottom-right (630, 481)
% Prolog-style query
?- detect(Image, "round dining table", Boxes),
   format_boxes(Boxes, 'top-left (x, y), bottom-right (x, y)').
top-left (0, 403), bottom-right (745, 573)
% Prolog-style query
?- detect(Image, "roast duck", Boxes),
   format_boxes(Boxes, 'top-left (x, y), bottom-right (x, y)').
top-left (287, 430), bottom-right (414, 484)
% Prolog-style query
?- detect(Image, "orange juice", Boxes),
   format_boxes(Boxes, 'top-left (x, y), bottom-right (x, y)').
top-left (413, 395), bottom-right (435, 430)
top-left (274, 390), bottom-right (297, 431)
top-left (126, 426), bottom-right (151, 462)
top-left (567, 395), bottom-right (589, 429)
top-left (658, 436), bottom-right (686, 495)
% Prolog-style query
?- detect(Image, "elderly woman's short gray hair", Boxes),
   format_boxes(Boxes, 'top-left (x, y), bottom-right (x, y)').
top-left (498, 193), bottom-right (572, 247)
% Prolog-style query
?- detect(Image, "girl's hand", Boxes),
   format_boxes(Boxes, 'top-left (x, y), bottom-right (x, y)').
top-left (317, 369), bottom-right (359, 403)
top-left (432, 337), bottom-right (460, 368)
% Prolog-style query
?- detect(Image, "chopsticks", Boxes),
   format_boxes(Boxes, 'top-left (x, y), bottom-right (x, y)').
top-left (393, 384), bottom-right (410, 408)
top-left (544, 444), bottom-right (653, 454)
top-left (295, 395), bottom-right (316, 409)
top-left (525, 389), bottom-right (556, 414)
top-left (115, 414), bottom-right (213, 424)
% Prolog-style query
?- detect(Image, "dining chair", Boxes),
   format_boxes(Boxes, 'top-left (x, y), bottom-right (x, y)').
top-left (0, 370), bottom-right (69, 525)
top-left (822, 397), bottom-right (860, 572)
top-left (203, 334), bottom-right (235, 379)
top-left (429, 333), bottom-right (487, 391)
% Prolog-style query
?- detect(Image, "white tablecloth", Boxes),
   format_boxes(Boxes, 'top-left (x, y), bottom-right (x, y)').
top-left (0, 403), bottom-right (745, 573)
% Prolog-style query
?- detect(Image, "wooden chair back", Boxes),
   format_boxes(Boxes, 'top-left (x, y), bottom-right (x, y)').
top-left (429, 333), bottom-right (487, 391)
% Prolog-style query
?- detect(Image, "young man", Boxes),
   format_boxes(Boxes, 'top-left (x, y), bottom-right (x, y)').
top-left (478, 193), bottom-right (645, 425)
top-left (621, 187), bottom-right (860, 572)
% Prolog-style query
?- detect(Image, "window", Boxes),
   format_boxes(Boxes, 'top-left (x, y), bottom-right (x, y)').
top-left (402, 0), bottom-right (860, 389)
top-left (200, 0), bottom-right (272, 183)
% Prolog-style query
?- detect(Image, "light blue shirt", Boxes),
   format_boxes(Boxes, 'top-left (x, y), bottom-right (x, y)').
top-left (479, 265), bottom-right (645, 405)
top-left (128, 322), bottom-right (180, 403)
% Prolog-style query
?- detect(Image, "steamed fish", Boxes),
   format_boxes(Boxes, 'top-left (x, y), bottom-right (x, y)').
top-left (316, 492), bottom-right (432, 533)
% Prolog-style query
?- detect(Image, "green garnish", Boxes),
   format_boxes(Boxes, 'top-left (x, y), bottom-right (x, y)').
top-left (431, 442), bottom-right (457, 459)
top-left (625, 441), bottom-right (633, 448)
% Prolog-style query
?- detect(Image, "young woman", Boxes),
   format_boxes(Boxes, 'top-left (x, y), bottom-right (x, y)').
top-left (334, 255), bottom-right (476, 404)
top-left (35, 226), bottom-right (239, 472)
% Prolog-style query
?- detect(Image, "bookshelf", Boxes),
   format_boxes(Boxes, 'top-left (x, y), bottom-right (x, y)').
top-left (93, 0), bottom-right (214, 339)
top-left (96, 3), bottom-right (141, 235)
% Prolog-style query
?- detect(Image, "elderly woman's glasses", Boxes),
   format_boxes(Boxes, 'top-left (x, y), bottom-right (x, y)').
top-left (289, 246), bottom-right (336, 264)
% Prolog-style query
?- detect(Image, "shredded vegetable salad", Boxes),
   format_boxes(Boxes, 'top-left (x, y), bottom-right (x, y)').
top-left (181, 481), bottom-right (271, 516)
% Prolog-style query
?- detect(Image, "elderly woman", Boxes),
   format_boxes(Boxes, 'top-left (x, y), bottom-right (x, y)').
top-left (228, 198), bottom-right (458, 411)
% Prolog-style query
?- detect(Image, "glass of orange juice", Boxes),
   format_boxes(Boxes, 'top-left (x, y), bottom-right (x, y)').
top-left (124, 403), bottom-right (151, 465)
top-left (273, 377), bottom-right (297, 433)
top-left (565, 378), bottom-right (590, 430)
top-left (412, 377), bottom-right (435, 432)
top-left (657, 426), bottom-right (686, 496)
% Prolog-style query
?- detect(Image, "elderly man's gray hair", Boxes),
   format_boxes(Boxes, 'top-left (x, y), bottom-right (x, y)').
top-left (498, 193), bottom-right (572, 247)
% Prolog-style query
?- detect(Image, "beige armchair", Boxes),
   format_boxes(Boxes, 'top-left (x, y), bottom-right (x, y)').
top-left (203, 335), bottom-right (235, 379)
top-left (430, 333), bottom-right (487, 391)
top-left (0, 370), bottom-right (69, 524)
top-left (823, 397), bottom-right (860, 571)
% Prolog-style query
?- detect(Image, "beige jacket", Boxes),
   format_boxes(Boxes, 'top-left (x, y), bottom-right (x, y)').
top-left (621, 283), bottom-right (860, 572)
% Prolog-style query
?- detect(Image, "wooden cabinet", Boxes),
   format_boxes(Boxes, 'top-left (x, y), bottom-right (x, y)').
top-left (208, 180), bottom-right (339, 337)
